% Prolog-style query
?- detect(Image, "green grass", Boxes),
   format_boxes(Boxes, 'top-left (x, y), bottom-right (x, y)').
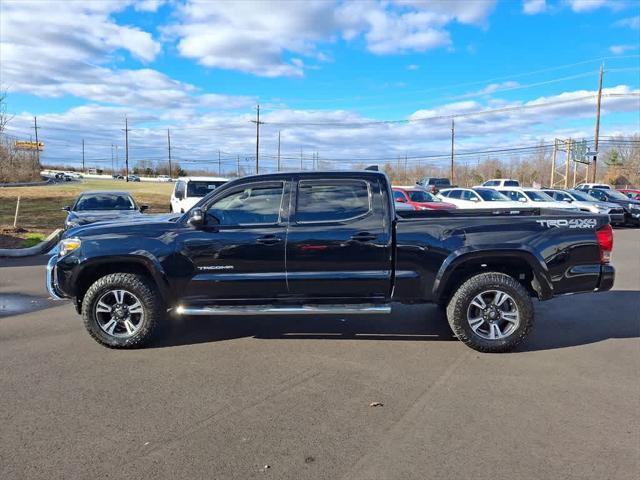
top-left (22, 233), bottom-right (46, 247)
top-left (0, 179), bottom-right (173, 231)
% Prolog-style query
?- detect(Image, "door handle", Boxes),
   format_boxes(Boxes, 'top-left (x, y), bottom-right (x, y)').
top-left (350, 232), bottom-right (377, 242)
top-left (256, 235), bottom-right (283, 245)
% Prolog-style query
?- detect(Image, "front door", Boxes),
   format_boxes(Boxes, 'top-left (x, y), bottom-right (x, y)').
top-left (285, 177), bottom-right (393, 301)
top-left (180, 180), bottom-right (290, 304)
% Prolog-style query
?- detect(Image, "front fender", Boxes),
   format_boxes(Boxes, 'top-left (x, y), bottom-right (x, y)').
top-left (433, 246), bottom-right (553, 301)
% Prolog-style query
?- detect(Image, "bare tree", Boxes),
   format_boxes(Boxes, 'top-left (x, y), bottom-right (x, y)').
top-left (0, 87), bottom-right (13, 133)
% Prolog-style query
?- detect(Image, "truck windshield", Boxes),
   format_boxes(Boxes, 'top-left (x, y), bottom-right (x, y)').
top-left (75, 194), bottom-right (136, 211)
top-left (187, 181), bottom-right (227, 197)
top-left (408, 190), bottom-right (439, 202)
top-left (476, 189), bottom-right (509, 201)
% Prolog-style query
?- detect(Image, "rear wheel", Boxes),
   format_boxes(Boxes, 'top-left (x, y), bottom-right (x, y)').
top-left (82, 273), bottom-right (162, 348)
top-left (446, 272), bottom-right (533, 353)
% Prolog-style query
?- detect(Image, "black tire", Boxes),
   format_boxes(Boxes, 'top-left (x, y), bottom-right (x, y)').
top-left (82, 273), bottom-right (162, 349)
top-left (446, 272), bottom-right (534, 353)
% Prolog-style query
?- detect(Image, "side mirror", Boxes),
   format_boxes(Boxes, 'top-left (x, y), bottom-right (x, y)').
top-left (188, 208), bottom-right (204, 227)
top-left (175, 191), bottom-right (184, 200)
top-left (62, 206), bottom-right (71, 212)
top-left (470, 197), bottom-right (479, 202)
top-left (563, 198), bottom-right (573, 203)
top-left (519, 197), bottom-right (527, 203)
top-left (140, 205), bottom-right (149, 212)
top-left (396, 197), bottom-right (406, 203)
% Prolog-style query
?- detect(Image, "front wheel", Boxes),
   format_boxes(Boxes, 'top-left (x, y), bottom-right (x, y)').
top-left (446, 272), bottom-right (534, 353)
top-left (82, 273), bottom-right (162, 348)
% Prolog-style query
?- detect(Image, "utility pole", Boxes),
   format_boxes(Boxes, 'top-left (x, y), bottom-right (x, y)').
top-left (300, 148), bottom-right (303, 170)
top-left (550, 138), bottom-right (558, 186)
top-left (564, 138), bottom-right (572, 189)
top-left (33, 116), bottom-right (40, 164)
top-left (277, 131), bottom-right (281, 172)
top-left (115, 145), bottom-right (119, 174)
top-left (81, 139), bottom-right (85, 173)
top-left (123, 116), bottom-right (130, 182)
top-left (111, 144), bottom-right (114, 174)
top-left (237, 155), bottom-right (240, 177)
top-left (218, 150), bottom-right (221, 176)
top-left (250, 104), bottom-right (264, 174)
top-left (450, 118), bottom-right (455, 183)
top-left (592, 63), bottom-right (604, 182)
top-left (167, 129), bottom-right (172, 179)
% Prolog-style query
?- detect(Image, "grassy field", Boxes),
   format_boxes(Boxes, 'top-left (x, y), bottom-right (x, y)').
top-left (0, 179), bottom-right (173, 231)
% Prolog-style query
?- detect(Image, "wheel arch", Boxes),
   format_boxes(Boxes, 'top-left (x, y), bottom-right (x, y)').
top-left (433, 248), bottom-right (553, 305)
top-left (72, 255), bottom-right (171, 313)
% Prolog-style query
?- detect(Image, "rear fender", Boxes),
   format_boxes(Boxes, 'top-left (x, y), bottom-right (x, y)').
top-left (433, 246), bottom-right (553, 302)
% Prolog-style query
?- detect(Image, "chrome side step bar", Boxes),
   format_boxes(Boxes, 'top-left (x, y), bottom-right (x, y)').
top-left (175, 304), bottom-right (391, 316)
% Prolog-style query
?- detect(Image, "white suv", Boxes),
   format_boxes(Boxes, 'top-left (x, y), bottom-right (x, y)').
top-left (170, 176), bottom-right (229, 213)
top-left (481, 179), bottom-right (520, 187)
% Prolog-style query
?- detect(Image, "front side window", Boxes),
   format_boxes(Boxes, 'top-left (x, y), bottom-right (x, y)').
top-left (393, 190), bottom-right (407, 201)
top-left (408, 190), bottom-right (438, 202)
top-left (296, 180), bottom-right (370, 223)
top-left (504, 180), bottom-right (520, 187)
top-left (206, 183), bottom-right (284, 226)
top-left (588, 189), bottom-right (606, 201)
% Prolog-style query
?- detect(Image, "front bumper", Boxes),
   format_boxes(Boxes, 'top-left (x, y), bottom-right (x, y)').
top-left (46, 255), bottom-right (66, 300)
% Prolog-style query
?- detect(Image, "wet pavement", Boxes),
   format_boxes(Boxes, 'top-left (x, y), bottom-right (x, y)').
top-left (0, 292), bottom-right (63, 318)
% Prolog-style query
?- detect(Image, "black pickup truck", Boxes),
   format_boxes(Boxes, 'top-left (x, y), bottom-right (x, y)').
top-left (47, 171), bottom-right (615, 352)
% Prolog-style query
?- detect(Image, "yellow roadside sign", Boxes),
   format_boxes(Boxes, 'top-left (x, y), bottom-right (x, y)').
top-left (14, 140), bottom-right (45, 151)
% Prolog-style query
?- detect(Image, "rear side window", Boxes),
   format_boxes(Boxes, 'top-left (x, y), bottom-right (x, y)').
top-left (447, 190), bottom-right (462, 199)
top-left (296, 180), bottom-right (370, 223)
top-left (503, 190), bottom-right (525, 201)
top-left (504, 180), bottom-right (520, 187)
top-left (484, 180), bottom-right (498, 186)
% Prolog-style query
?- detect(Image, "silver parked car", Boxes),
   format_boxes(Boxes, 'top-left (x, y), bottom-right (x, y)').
top-left (542, 189), bottom-right (625, 226)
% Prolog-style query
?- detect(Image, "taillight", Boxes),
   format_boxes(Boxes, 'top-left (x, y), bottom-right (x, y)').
top-left (596, 224), bottom-right (613, 263)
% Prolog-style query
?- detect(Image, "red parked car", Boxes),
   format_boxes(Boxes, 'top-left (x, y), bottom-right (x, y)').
top-left (618, 189), bottom-right (640, 201)
top-left (393, 186), bottom-right (457, 210)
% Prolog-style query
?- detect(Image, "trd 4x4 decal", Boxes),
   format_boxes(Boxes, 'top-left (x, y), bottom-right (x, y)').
top-left (536, 218), bottom-right (597, 228)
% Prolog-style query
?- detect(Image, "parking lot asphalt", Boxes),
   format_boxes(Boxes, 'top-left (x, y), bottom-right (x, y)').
top-left (1, 230), bottom-right (639, 480)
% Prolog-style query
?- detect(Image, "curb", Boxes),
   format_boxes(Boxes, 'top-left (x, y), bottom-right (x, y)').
top-left (0, 229), bottom-right (62, 258)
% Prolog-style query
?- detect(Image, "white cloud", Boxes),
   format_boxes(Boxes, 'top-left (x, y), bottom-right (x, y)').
top-left (134, 0), bottom-right (167, 12)
top-left (523, 0), bottom-right (547, 15)
top-left (615, 15), bottom-right (640, 29)
top-left (0, 0), bottom-right (253, 112)
top-left (167, 0), bottom-right (496, 77)
top-left (407, 64), bottom-right (420, 70)
top-left (609, 44), bottom-right (639, 55)
top-left (7, 85), bottom-right (637, 173)
top-left (565, 0), bottom-right (623, 13)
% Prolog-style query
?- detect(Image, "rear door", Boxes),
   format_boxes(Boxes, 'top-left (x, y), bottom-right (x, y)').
top-left (285, 177), bottom-right (392, 301)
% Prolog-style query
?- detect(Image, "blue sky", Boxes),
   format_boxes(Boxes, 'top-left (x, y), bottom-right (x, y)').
top-left (1, 0), bottom-right (639, 172)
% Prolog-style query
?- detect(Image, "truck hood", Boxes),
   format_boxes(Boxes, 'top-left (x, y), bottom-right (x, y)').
top-left (66, 209), bottom-right (145, 227)
top-left (62, 213), bottom-right (181, 240)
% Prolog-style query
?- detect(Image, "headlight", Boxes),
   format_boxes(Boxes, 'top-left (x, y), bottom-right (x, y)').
top-left (59, 238), bottom-right (81, 257)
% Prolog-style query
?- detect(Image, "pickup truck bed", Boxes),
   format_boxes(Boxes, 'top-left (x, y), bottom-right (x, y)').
top-left (47, 171), bottom-right (614, 352)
